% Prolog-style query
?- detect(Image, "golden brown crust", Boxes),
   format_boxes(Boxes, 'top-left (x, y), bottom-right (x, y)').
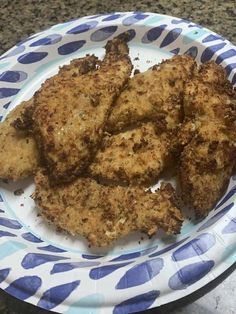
top-left (89, 122), bottom-right (174, 185)
top-left (106, 55), bottom-right (197, 133)
top-left (180, 61), bottom-right (236, 217)
top-left (13, 55), bottom-right (100, 131)
top-left (34, 169), bottom-right (183, 247)
top-left (183, 62), bottom-right (236, 124)
top-left (30, 37), bottom-right (132, 183)
top-left (0, 100), bottom-right (39, 180)
top-left (179, 121), bottom-right (236, 217)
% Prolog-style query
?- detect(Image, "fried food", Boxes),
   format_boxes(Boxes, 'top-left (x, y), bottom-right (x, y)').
top-left (0, 100), bottom-right (39, 181)
top-left (183, 62), bottom-right (236, 123)
top-left (106, 55), bottom-right (197, 133)
top-left (18, 34), bottom-right (132, 183)
top-left (34, 169), bottom-right (183, 247)
top-left (179, 121), bottom-right (236, 217)
top-left (13, 55), bottom-right (99, 131)
top-left (179, 61), bottom-right (236, 217)
top-left (89, 122), bottom-right (174, 185)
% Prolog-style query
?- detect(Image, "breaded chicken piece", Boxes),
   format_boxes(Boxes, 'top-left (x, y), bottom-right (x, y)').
top-left (13, 55), bottom-right (99, 131)
top-left (89, 122), bottom-right (173, 185)
top-left (106, 55), bottom-right (197, 133)
top-left (5, 55), bottom-right (99, 180)
top-left (179, 121), bottom-right (236, 217)
top-left (183, 62), bottom-right (236, 123)
top-left (198, 61), bottom-right (229, 85)
top-left (0, 100), bottom-right (39, 180)
top-left (20, 35), bottom-right (132, 183)
top-left (180, 61), bottom-right (236, 217)
top-left (34, 169), bottom-right (183, 247)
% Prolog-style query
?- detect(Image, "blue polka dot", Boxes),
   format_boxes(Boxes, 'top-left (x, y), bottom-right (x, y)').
top-left (184, 46), bottom-right (198, 59)
top-left (0, 71), bottom-right (27, 83)
top-left (160, 28), bottom-right (182, 48)
top-left (202, 34), bottom-right (224, 43)
top-left (38, 245), bottom-right (67, 253)
top-left (122, 13), bottom-right (149, 26)
top-left (200, 43), bottom-right (226, 63)
top-left (222, 218), bottom-right (236, 234)
top-left (89, 262), bottom-right (132, 280)
top-left (58, 40), bottom-right (86, 55)
top-left (5, 276), bottom-right (42, 300)
top-left (198, 203), bottom-right (234, 231)
top-left (22, 232), bottom-right (43, 243)
top-left (215, 49), bottom-right (236, 64)
top-left (30, 34), bottom-right (62, 46)
top-left (224, 63), bottom-right (236, 76)
top-left (111, 252), bottom-right (141, 261)
top-left (18, 52), bottom-right (48, 64)
top-left (172, 233), bottom-right (216, 261)
top-left (0, 230), bottom-right (16, 238)
top-left (102, 14), bottom-right (123, 21)
top-left (116, 258), bottom-right (164, 289)
top-left (216, 186), bottom-right (236, 209)
top-left (0, 268), bottom-right (11, 284)
top-left (149, 238), bottom-right (189, 257)
top-left (67, 21), bottom-right (98, 34)
top-left (170, 48), bottom-right (180, 55)
top-left (21, 253), bottom-right (69, 269)
top-left (142, 25), bottom-right (167, 43)
top-left (169, 260), bottom-right (214, 290)
top-left (51, 261), bottom-right (100, 274)
top-left (16, 35), bottom-right (38, 46)
top-left (113, 290), bottom-right (160, 314)
top-left (82, 254), bottom-right (103, 260)
top-left (90, 26), bottom-right (118, 42)
top-left (0, 88), bottom-right (20, 99)
top-left (37, 281), bottom-right (80, 310)
top-left (3, 102), bottom-right (11, 109)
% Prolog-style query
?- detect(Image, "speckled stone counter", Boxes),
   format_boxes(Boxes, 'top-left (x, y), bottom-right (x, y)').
top-left (0, 1), bottom-right (235, 313)
top-left (0, 0), bottom-right (235, 55)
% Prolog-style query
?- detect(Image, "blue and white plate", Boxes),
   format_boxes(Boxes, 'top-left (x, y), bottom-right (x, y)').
top-left (0, 12), bottom-right (235, 314)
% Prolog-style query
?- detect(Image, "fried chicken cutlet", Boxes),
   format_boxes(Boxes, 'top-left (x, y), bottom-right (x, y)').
top-left (179, 61), bottom-right (236, 217)
top-left (179, 121), bottom-right (236, 217)
top-left (106, 55), bottom-right (197, 133)
top-left (184, 62), bottom-right (236, 123)
top-left (0, 100), bottom-right (39, 180)
top-left (2, 55), bottom-right (99, 181)
top-left (16, 34), bottom-right (132, 183)
top-left (13, 55), bottom-right (99, 131)
top-left (89, 122), bottom-right (174, 185)
top-left (34, 169), bottom-right (183, 247)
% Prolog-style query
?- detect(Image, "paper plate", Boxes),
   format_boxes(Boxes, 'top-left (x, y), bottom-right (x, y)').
top-left (0, 12), bottom-right (235, 314)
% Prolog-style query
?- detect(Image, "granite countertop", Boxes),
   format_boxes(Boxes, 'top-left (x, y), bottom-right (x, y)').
top-left (0, 0), bottom-right (235, 313)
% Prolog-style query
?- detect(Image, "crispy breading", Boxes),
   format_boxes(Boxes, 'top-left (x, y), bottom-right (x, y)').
top-left (179, 61), bottom-right (236, 217)
top-left (34, 169), bottom-right (183, 247)
top-left (89, 122), bottom-right (173, 185)
top-left (30, 35), bottom-right (132, 183)
top-left (198, 61), bottom-right (229, 85)
top-left (13, 55), bottom-right (99, 131)
top-left (0, 100), bottom-right (39, 180)
top-left (179, 121), bottom-right (236, 217)
top-left (106, 55), bottom-right (197, 133)
top-left (12, 35), bottom-right (132, 183)
top-left (183, 62), bottom-right (236, 123)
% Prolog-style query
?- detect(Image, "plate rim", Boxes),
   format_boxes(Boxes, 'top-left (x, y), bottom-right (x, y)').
top-left (0, 11), bottom-right (236, 313)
